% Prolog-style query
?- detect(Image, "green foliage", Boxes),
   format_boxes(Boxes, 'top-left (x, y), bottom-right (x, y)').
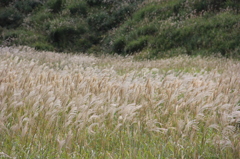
top-left (1, 29), bottom-right (48, 47)
top-left (68, 1), bottom-right (88, 16)
top-left (14, 0), bottom-right (43, 14)
top-left (112, 4), bottom-right (136, 22)
top-left (0, 7), bottom-right (23, 28)
top-left (1, 30), bottom-right (19, 44)
top-left (125, 36), bottom-right (149, 53)
top-left (225, 0), bottom-right (240, 13)
top-left (87, 2), bottom-right (139, 32)
top-left (112, 37), bottom-right (126, 54)
top-left (32, 42), bottom-right (54, 51)
top-left (77, 38), bottom-right (92, 50)
top-left (190, 0), bottom-right (226, 12)
top-left (85, 0), bottom-right (103, 6)
top-left (136, 25), bottom-right (158, 36)
top-left (187, 0), bottom-right (240, 13)
top-left (50, 24), bottom-right (86, 49)
top-left (48, 0), bottom-right (64, 13)
top-left (0, 0), bottom-right (15, 7)
top-left (149, 12), bottom-right (240, 56)
top-left (87, 11), bottom-right (112, 31)
top-left (29, 10), bottom-right (53, 26)
top-left (133, 1), bottom-right (182, 22)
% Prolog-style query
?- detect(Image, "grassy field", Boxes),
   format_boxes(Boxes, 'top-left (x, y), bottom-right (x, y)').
top-left (0, 46), bottom-right (240, 158)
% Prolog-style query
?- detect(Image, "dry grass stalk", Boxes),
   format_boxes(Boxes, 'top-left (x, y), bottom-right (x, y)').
top-left (0, 46), bottom-right (239, 158)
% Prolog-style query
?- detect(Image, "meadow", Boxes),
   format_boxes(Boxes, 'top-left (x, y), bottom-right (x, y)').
top-left (0, 46), bottom-right (240, 158)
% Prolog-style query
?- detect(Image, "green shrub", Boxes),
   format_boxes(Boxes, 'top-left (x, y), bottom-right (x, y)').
top-left (87, 3), bottom-right (138, 32)
top-left (32, 42), bottom-right (54, 51)
top-left (0, 0), bottom-right (15, 7)
top-left (189, 0), bottom-right (240, 13)
top-left (50, 25), bottom-right (85, 44)
top-left (48, 0), bottom-right (64, 13)
top-left (85, 0), bottom-right (103, 6)
top-left (0, 29), bottom-right (48, 47)
top-left (112, 4), bottom-right (135, 23)
top-left (0, 26), bottom-right (3, 34)
top-left (112, 37), bottom-right (126, 54)
top-left (88, 45), bottom-right (101, 54)
top-left (125, 36), bottom-right (149, 53)
top-left (136, 25), bottom-right (158, 36)
top-left (133, 1), bottom-right (181, 22)
top-left (87, 11), bottom-right (113, 31)
top-left (77, 38), bottom-right (92, 51)
top-left (1, 30), bottom-right (19, 40)
top-left (68, 1), bottom-right (88, 16)
top-left (30, 10), bottom-right (53, 26)
top-left (0, 7), bottom-right (23, 28)
top-left (14, 0), bottom-right (43, 14)
top-left (225, 0), bottom-right (240, 13)
top-left (133, 4), bottom-right (158, 21)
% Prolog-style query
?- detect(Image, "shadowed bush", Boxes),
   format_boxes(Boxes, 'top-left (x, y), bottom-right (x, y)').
top-left (14, 0), bottom-right (43, 14)
top-left (50, 25), bottom-right (86, 49)
top-left (0, 0), bottom-right (15, 7)
top-left (68, 1), bottom-right (88, 16)
top-left (0, 7), bottom-right (23, 29)
top-left (85, 0), bottom-right (103, 6)
top-left (87, 11), bottom-right (112, 32)
top-left (112, 37), bottom-right (126, 54)
top-left (125, 36), bottom-right (149, 53)
top-left (48, 0), bottom-right (64, 13)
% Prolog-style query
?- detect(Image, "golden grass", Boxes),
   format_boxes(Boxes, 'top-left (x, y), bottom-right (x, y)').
top-left (0, 46), bottom-right (240, 158)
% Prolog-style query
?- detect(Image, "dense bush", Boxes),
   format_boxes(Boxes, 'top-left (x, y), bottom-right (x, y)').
top-left (136, 25), bottom-right (158, 36)
top-left (48, 0), bottom-right (64, 13)
top-left (50, 25), bottom-right (86, 47)
top-left (112, 4), bottom-right (135, 23)
top-left (112, 37), bottom-right (126, 54)
top-left (77, 38), bottom-right (92, 50)
top-left (32, 42), bottom-right (54, 51)
top-left (125, 36), bottom-right (149, 53)
top-left (0, 8), bottom-right (23, 28)
top-left (68, 1), bottom-right (88, 16)
top-left (14, 0), bottom-right (43, 14)
top-left (0, 0), bottom-right (15, 7)
top-left (85, 0), bottom-right (102, 6)
top-left (133, 1), bottom-right (181, 22)
top-left (190, 0), bottom-right (226, 12)
top-left (29, 10), bottom-right (53, 27)
top-left (87, 11), bottom-right (112, 32)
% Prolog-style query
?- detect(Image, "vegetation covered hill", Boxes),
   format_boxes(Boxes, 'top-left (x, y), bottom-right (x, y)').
top-left (0, 0), bottom-right (240, 58)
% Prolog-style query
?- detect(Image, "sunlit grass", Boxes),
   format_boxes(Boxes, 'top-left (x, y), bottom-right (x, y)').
top-left (0, 46), bottom-right (240, 158)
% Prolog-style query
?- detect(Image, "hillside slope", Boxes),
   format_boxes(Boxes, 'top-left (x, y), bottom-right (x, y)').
top-left (0, 0), bottom-right (240, 58)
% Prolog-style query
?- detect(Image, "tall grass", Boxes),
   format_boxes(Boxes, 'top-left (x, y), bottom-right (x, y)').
top-left (0, 46), bottom-right (240, 158)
